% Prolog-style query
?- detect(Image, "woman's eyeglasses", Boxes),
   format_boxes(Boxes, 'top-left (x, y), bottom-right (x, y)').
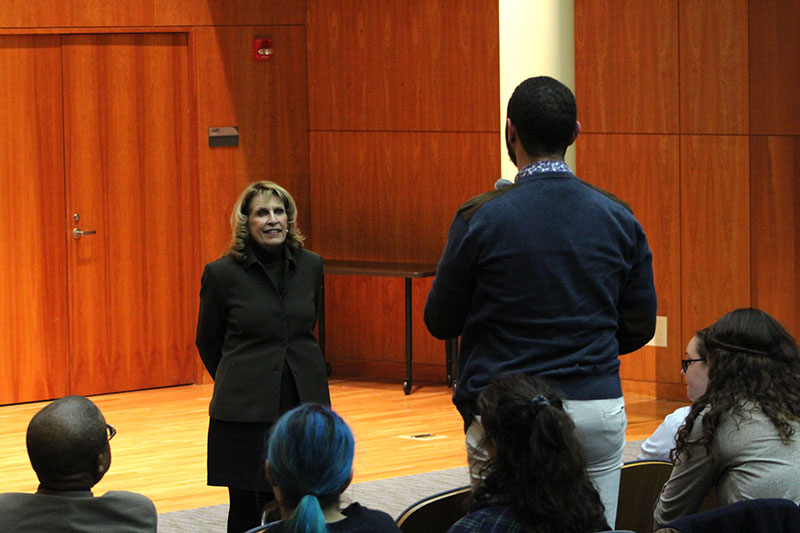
top-left (106, 424), bottom-right (116, 441)
top-left (681, 359), bottom-right (705, 373)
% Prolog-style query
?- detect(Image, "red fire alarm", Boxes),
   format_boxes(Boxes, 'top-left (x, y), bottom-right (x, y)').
top-left (254, 37), bottom-right (273, 61)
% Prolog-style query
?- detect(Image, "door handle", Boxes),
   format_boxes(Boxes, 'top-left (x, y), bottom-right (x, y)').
top-left (72, 227), bottom-right (97, 240)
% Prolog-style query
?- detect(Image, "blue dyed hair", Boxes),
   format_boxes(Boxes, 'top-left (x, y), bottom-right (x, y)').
top-left (267, 404), bottom-right (355, 533)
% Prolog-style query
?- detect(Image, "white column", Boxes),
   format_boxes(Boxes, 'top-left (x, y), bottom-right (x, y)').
top-left (499, 0), bottom-right (576, 180)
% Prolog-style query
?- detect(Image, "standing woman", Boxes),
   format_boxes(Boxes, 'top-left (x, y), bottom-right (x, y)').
top-left (196, 181), bottom-right (331, 533)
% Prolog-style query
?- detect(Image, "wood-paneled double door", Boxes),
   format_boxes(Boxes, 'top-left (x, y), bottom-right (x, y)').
top-left (0, 33), bottom-right (195, 405)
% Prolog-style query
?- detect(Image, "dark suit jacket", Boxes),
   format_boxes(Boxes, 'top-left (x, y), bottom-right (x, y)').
top-left (0, 489), bottom-right (157, 532)
top-left (196, 245), bottom-right (330, 422)
top-left (660, 498), bottom-right (800, 533)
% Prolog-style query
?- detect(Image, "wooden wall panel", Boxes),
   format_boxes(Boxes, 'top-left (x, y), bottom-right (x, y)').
top-left (307, 1), bottom-right (500, 385)
top-left (195, 26), bottom-right (310, 264)
top-left (749, 0), bottom-right (800, 135)
top-left (306, 0), bottom-right (499, 132)
top-left (750, 136), bottom-right (800, 338)
top-left (679, 0), bottom-right (748, 134)
top-left (324, 276), bottom-right (403, 367)
top-left (156, 0), bottom-right (304, 26)
top-left (313, 130), bottom-right (499, 383)
top-left (681, 136), bottom-right (751, 342)
top-left (0, 0), bottom-right (153, 28)
top-left (576, 134), bottom-right (681, 393)
top-left (324, 277), bottom-right (398, 381)
top-left (0, 36), bottom-right (70, 405)
top-left (310, 132), bottom-right (499, 262)
top-left (575, 2), bottom-right (800, 400)
top-left (574, 0), bottom-right (679, 134)
top-left (324, 276), bottom-right (446, 383)
top-left (0, 0), bottom-right (304, 29)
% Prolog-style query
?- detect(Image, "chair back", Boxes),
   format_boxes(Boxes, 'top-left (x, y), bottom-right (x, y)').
top-left (396, 485), bottom-right (471, 533)
top-left (615, 460), bottom-right (673, 533)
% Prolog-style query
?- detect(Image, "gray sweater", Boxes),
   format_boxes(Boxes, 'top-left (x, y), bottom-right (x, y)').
top-left (654, 403), bottom-right (800, 526)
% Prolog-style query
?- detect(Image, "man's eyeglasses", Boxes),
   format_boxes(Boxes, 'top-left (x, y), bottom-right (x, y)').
top-left (106, 424), bottom-right (116, 441)
top-left (681, 359), bottom-right (705, 373)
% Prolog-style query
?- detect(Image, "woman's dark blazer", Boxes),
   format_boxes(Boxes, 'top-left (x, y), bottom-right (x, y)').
top-left (195, 245), bottom-right (331, 422)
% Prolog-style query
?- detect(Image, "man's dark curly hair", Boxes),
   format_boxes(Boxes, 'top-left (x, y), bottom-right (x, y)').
top-left (472, 374), bottom-right (608, 532)
top-left (672, 308), bottom-right (800, 463)
top-left (507, 76), bottom-right (577, 158)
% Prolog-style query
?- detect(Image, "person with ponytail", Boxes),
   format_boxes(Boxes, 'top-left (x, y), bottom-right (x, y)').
top-left (654, 308), bottom-right (800, 526)
top-left (264, 404), bottom-right (399, 533)
top-left (449, 374), bottom-right (609, 533)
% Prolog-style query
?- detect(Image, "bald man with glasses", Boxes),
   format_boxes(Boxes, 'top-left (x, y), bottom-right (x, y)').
top-left (0, 395), bottom-right (156, 532)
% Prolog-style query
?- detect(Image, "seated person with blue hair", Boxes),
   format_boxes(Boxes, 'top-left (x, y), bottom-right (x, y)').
top-left (0, 395), bottom-right (156, 532)
top-left (264, 404), bottom-right (399, 532)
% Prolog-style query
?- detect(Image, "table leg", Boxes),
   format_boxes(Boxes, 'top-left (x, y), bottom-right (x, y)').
top-left (403, 277), bottom-right (412, 395)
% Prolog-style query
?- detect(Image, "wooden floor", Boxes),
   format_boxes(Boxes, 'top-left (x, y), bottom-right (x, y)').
top-left (0, 379), bottom-right (687, 514)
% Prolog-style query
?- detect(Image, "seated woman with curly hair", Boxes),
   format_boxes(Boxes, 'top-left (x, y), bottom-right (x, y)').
top-left (449, 373), bottom-right (609, 533)
top-left (654, 308), bottom-right (800, 527)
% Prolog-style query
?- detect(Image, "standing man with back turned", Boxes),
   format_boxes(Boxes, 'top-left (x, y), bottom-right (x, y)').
top-left (424, 76), bottom-right (657, 527)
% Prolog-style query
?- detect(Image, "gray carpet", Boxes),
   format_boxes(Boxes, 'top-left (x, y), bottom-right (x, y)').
top-left (158, 439), bottom-right (645, 532)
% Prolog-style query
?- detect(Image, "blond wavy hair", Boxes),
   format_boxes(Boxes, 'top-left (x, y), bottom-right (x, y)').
top-left (227, 181), bottom-right (305, 261)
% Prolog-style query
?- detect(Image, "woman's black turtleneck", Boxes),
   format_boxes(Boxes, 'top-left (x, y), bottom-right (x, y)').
top-left (252, 242), bottom-right (285, 297)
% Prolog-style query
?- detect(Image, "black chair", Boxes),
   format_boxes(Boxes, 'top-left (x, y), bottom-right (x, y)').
top-left (396, 485), bottom-right (471, 533)
top-left (615, 460), bottom-right (674, 533)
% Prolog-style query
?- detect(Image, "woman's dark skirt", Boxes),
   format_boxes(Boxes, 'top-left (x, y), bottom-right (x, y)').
top-left (207, 362), bottom-right (301, 491)
top-left (207, 418), bottom-right (274, 491)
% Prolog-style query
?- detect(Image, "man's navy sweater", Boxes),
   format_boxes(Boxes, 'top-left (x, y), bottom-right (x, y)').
top-left (425, 169), bottom-right (657, 426)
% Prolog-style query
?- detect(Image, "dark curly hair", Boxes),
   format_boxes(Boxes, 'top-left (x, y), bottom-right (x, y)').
top-left (672, 308), bottom-right (800, 463)
top-left (472, 374), bottom-right (608, 532)
top-left (506, 76), bottom-right (577, 158)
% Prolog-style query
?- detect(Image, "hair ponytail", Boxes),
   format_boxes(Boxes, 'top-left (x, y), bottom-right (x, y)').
top-left (283, 494), bottom-right (326, 533)
top-left (474, 374), bottom-right (607, 532)
top-left (267, 404), bottom-right (354, 533)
